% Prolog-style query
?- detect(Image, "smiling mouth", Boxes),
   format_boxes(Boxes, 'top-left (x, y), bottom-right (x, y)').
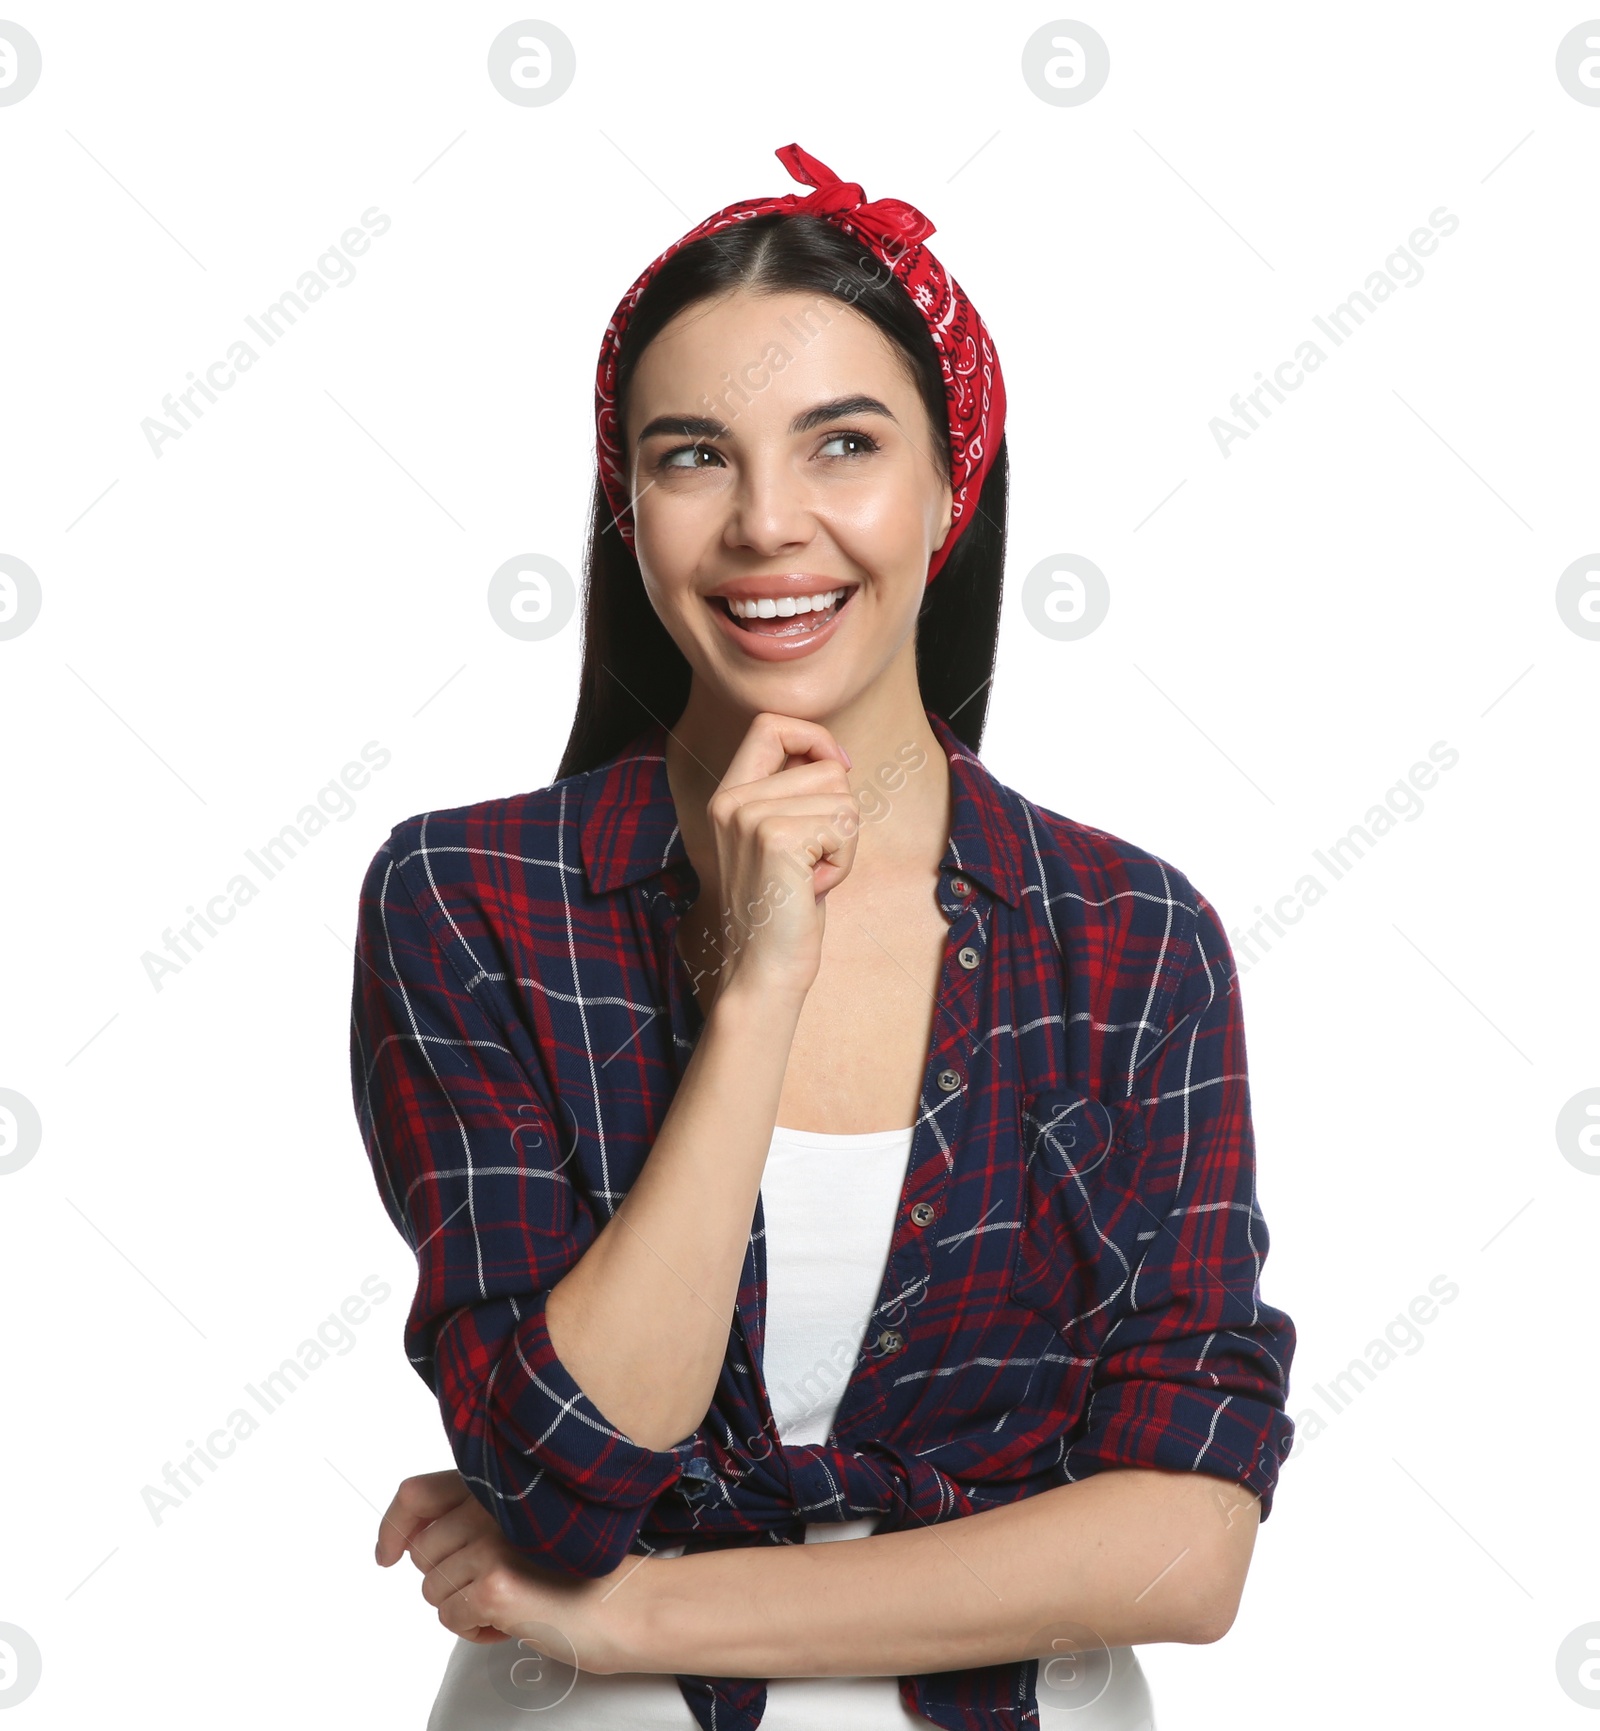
top-left (714, 587), bottom-right (856, 637)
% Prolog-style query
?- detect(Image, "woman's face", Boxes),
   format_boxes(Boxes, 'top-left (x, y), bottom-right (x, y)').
top-left (622, 285), bottom-right (953, 717)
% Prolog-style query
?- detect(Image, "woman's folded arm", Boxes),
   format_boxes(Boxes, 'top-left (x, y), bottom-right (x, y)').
top-left (349, 822), bottom-right (697, 1577)
top-left (1061, 884), bottom-right (1297, 1519)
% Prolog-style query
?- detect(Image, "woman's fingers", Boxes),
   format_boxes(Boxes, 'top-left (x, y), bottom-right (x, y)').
top-left (405, 1499), bottom-right (502, 1577)
top-left (719, 710), bottom-right (850, 791)
top-left (717, 793), bottom-right (862, 892)
top-left (377, 1469), bottom-right (550, 1645)
top-left (436, 1582), bottom-right (494, 1640)
top-left (417, 1541), bottom-right (479, 1610)
top-left (714, 753), bottom-right (852, 803)
top-left (695, 712), bottom-right (864, 1002)
top-left (418, 1538), bottom-right (521, 1620)
top-left (375, 1469), bottom-right (474, 1567)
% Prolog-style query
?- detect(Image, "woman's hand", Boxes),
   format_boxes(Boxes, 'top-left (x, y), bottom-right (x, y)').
top-left (694, 711), bottom-right (858, 1004)
top-left (375, 1469), bottom-right (650, 1674)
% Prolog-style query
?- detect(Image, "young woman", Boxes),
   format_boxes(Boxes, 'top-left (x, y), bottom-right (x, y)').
top-left (349, 144), bottom-right (1297, 1731)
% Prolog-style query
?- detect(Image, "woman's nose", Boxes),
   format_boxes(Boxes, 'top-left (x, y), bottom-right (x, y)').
top-left (721, 453), bottom-right (816, 553)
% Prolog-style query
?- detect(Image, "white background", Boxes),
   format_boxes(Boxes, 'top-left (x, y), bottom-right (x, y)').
top-left (2, 3), bottom-right (1596, 1726)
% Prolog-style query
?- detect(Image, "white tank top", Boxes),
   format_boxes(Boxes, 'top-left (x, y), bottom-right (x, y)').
top-left (425, 1125), bottom-right (1157, 1729)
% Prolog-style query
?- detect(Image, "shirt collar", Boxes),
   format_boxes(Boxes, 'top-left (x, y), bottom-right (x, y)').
top-left (577, 708), bottom-right (1024, 908)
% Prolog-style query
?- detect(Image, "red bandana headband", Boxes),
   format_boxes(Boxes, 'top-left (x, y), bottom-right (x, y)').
top-left (593, 142), bottom-right (1006, 584)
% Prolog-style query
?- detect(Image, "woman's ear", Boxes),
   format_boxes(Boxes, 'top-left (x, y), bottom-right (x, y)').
top-left (934, 484), bottom-right (954, 550)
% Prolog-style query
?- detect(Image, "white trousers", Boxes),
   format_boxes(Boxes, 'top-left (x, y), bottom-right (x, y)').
top-left (425, 1633), bottom-right (1157, 1730)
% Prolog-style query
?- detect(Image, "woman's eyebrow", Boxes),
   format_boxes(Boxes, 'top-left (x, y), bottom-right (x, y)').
top-left (635, 394), bottom-right (899, 446)
top-left (635, 411), bottom-right (726, 444)
top-left (790, 394), bottom-right (898, 434)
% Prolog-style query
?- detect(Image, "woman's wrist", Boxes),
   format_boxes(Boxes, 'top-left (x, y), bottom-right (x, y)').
top-left (706, 969), bottom-right (811, 1027)
top-left (591, 1553), bottom-right (680, 1675)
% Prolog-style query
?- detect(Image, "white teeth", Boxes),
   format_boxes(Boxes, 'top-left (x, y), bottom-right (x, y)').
top-left (724, 587), bottom-right (846, 620)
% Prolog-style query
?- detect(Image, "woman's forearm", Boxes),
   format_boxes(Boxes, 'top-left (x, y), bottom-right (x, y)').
top-left (544, 978), bottom-right (804, 1451)
top-left (621, 1467), bottom-right (1259, 1676)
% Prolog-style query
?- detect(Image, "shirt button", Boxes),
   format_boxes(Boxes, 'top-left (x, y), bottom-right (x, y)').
top-left (957, 946), bottom-right (980, 970)
top-left (910, 1201), bottom-right (935, 1227)
top-left (936, 1068), bottom-right (961, 1093)
top-left (677, 1457), bottom-right (716, 1499)
top-left (950, 877), bottom-right (972, 897)
top-left (877, 1329), bottom-right (904, 1353)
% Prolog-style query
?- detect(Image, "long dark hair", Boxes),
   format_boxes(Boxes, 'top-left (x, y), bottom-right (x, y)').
top-left (555, 213), bottom-right (1008, 781)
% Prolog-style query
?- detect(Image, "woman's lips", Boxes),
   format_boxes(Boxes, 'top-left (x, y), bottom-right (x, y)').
top-left (707, 588), bottom-right (856, 662)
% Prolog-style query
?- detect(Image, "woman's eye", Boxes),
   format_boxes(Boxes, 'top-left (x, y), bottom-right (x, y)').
top-left (820, 430), bottom-right (880, 458)
top-left (659, 442), bottom-right (721, 472)
top-left (656, 430), bottom-right (880, 472)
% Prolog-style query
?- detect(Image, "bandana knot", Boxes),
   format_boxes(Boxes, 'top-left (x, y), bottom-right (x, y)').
top-left (776, 142), bottom-right (936, 250)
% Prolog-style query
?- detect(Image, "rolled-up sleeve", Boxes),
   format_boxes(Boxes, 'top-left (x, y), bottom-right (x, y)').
top-left (348, 820), bottom-right (696, 1576)
top-left (1062, 882), bottom-right (1297, 1519)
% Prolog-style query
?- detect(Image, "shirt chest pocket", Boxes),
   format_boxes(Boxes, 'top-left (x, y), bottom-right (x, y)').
top-left (1009, 1087), bottom-right (1152, 1353)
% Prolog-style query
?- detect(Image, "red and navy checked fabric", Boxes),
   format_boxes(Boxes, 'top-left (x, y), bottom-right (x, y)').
top-left (348, 708), bottom-right (1297, 1731)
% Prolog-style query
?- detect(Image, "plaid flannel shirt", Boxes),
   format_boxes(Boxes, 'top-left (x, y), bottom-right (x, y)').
top-left (348, 707), bottom-right (1296, 1730)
